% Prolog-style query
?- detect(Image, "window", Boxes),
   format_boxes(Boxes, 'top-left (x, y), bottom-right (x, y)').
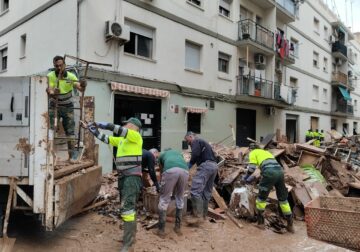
top-left (354, 99), bottom-right (358, 111)
top-left (240, 5), bottom-right (252, 20)
top-left (313, 51), bottom-right (319, 68)
top-left (219, 0), bottom-right (231, 17)
top-left (331, 119), bottom-right (337, 130)
top-left (323, 57), bottom-right (328, 72)
top-left (0, 46), bottom-right (7, 71)
top-left (124, 20), bottom-right (154, 59)
top-left (20, 34), bottom-right (26, 58)
top-left (187, 0), bottom-right (201, 7)
top-left (324, 26), bottom-right (328, 40)
top-left (290, 77), bottom-right (298, 88)
top-left (312, 85), bottom-right (319, 101)
top-left (313, 17), bottom-right (320, 34)
top-left (290, 38), bottom-right (299, 58)
top-left (353, 122), bottom-right (358, 135)
top-left (187, 113), bottom-right (201, 133)
top-left (322, 88), bottom-right (327, 103)
top-left (185, 41), bottom-right (201, 71)
top-left (218, 52), bottom-right (230, 73)
top-left (1, 0), bottom-right (9, 12)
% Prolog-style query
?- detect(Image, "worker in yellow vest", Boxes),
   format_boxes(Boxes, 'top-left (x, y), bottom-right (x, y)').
top-left (313, 129), bottom-right (320, 147)
top-left (305, 129), bottom-right (313, 142)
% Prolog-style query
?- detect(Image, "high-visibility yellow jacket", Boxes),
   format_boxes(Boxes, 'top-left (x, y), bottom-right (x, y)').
top-left (249, 149), bottom-right (275, 168)
top-left (47, 71), bottom-right (78, 94)
top-left (109, 128), bottom-right (143, 176)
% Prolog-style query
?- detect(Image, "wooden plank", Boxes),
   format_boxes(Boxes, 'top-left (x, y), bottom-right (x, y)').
top-left (212, 187), bottom-right (228, 210)
top-left (226, 211), bottom-right (243, 228)
top-left (80, 199), bottom-right (108, 213)
top-left (279, 159), bottom-right (290, 172)
top-left (298, 151), bottom-right (321, 166)
top-left (83, 96), bottom-right (95, 161)
top-left (2, 178), bottom-right (15, 237)
top-left (268, 148), bottom-right (285, 158)
top-left (54, 160), bottom-right (94, 179)
top-left (221, 168), bottom-right (244, 185)
top-left (295, 143), bottom-right (326, 154)
top-left (208, 208), bottom-right (226, 220)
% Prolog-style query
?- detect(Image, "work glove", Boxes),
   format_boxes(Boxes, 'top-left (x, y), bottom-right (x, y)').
top-left (241, 174), bottom-right (255, 184)
top-left (95, 122), bottom-right (109, 129)
top-left (88, 123), bottom-right (99, 136)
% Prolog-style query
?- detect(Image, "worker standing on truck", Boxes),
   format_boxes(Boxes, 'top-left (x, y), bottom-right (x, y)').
top-left (184, 131), bottom-right (218, 226)
top-left (153, 148), bottom-right (189, 238)
top-left (242, 143), bottom-right (294, 233)
top-left (47, 55), bottom-right (87, 163)
top-left (142, 148), bottom-right (160, 193)
top-left (87, 117), bottom-right (142, 252)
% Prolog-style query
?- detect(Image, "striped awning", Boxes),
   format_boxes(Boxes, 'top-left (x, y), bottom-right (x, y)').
top-left (183, 106), bottom-right (208, 114)
top-left (110, 82), bottom-right (170, 98)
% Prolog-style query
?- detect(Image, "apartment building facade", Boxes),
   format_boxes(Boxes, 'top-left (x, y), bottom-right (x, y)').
top-left (0, 0), bottom-right (359, 173)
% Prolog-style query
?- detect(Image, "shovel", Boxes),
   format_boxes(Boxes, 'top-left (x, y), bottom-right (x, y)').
top-left (0, 178), bottom-right (17, 252)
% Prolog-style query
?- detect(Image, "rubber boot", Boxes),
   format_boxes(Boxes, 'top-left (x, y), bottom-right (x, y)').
top-left (285, 214), bottom-right (295, 233)
top-left (153, 210), bottom-right (166, 238)
top-left (120, 221), bottom-right (136, 252)
top-left (203, 200), bottom-right (209, 220)
top-left (185, 197), bottom-right (203, 226)
top-left (69, 150), bottom-right (79, 164)
top-left (174, 208), bottom-right (183, 236)
top-left (255, 211), bottom-right (265, 230)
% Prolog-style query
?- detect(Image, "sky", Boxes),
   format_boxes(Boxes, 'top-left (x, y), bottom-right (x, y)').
top-left (324, 0), bottom-right (360, 33)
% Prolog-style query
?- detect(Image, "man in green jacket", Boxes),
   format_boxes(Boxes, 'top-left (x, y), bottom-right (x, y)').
top-left (88, 117), bottom-right (142, 252)
top-left (153, 149), bottom-right (189, 238)
top-left (243, 144), bottom-right (294, 233)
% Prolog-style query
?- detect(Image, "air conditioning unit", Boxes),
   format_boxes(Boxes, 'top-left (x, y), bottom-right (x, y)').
top-left (105, 21), bottom-right (130, 42)
top-left (265, 106), bottom-right (275, 116)
top-left (255, 53), bottom-right (266, 70)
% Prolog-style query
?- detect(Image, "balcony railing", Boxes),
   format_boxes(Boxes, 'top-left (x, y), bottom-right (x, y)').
top-left (335, 102), bottom-right (354, 115)
top-left (237, 75), bottom-right (273, 99)
top-left (238, 19), bottom-right (274, 51)
top-left (276, 0), bottom-right (295, 16)
top-left (332, 41), bottom-right (347, 58)
top-left (332, 71), bottom-right (348, 86)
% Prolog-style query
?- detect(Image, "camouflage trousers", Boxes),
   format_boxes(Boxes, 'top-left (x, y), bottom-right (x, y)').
top-left (49, 106), bottom-right (75, 151)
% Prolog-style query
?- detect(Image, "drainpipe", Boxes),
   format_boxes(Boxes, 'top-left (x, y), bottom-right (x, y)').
top-left (77, 0), bottom-right (85, 61)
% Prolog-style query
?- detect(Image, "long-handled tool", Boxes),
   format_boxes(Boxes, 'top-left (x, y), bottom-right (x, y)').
top-left (63, 55), bottom-right (111, 161)
top-left (0, 178), bottom-right (17, 252)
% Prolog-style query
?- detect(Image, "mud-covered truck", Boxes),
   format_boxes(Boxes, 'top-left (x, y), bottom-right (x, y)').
top-left (0, 76), bottom-right (102, 239)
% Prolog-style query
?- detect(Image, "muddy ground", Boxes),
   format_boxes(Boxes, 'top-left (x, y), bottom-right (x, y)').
top-left (9, 211), bottom-right (349, 252)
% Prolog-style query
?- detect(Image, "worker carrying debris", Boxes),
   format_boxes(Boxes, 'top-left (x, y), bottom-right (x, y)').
top-left (243, 143), bottom-right (294, 233)
top-left (184, 131), bottom-right (218, 226)
top-left (142, 148), bottom-right (160, 192)
top-left (153, 148), bottom-right (189, 238)
top-left (47, 55), bottom-right (87, 163)
top-left (87, 117), bottom-right (143, 252)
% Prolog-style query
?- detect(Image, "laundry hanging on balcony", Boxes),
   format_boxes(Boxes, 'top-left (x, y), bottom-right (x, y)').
top-left (275, 30), bottom-right (294, 59)
top-left (338, 86), bottom-right (351, 101)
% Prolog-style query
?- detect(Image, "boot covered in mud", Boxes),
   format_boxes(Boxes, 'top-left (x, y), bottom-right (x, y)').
top-left (255, 210), bottom-right (265, 230)
top-left (185, 197), bottom-right (203, 226)
top-left (285, 214), bottom-right (294, 233)
top-left (203, 200), bottom-right (209, 220)
top-left (174, 208), bottom-right (183, 235)
top-left (153, 210), bottom-right (166, 238)
top-left (68, 150), bottom-right (79, 164)
top-left (120, 221), bottom-right (136, 252)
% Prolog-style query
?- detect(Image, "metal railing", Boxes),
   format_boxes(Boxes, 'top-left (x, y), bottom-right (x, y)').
top-left (332, 71), bottom-right (348, 85)
top-left (238, 19), bottom-right (274, 50)
top-left (332, 41), bottom-right (347, 57)
top-left (335, 102), bottom-right (354, 115)
top-left (236, 75), bottom-right (273, 99)
top-left (276, 0), bottom-right (295, 16)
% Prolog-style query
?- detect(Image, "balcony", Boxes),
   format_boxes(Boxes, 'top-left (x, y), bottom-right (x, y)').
top-left (237, 19), bottom-right (275, 55)
top-left (237, 75), bottom-right (273, 99)
top-left (332, 102), bottom-right (354, 115)
top-left (252, 0), bottom-right (276, 8)
top-left (276, 0), bottom-right (296, 23)
top-left (332, 41), bottom-right (347, 61)
top-left (331, 71), bottom-right (348, 87)
top-left (275, 39), bottom-right (295, 65)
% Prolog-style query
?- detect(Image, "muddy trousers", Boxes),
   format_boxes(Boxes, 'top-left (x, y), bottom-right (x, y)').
top-left (118, 175), bottom-right (141, 252)
top-left (190, 161), bottom-right (218, 218)
top-left (256, 165), bottom-right (292, 216)
top-left (49, 106), bottom-right (76, 159)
